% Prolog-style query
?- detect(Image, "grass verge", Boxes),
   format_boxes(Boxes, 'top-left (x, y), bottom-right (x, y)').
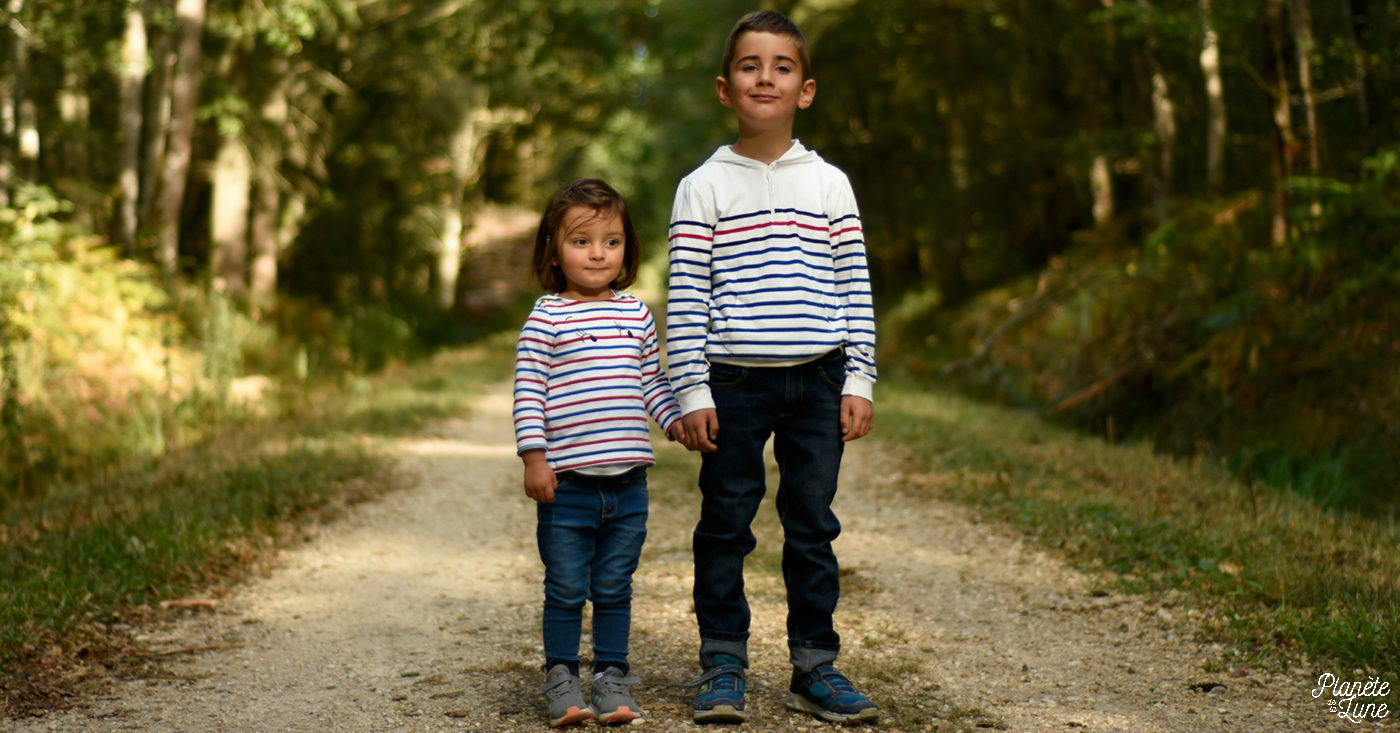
top-left (876, 380), bottom-right (1399, 700)
top-left (0, 336), bottom-right (516, 715)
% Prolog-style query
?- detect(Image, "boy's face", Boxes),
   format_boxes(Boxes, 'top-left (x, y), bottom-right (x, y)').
top-left (716, 31), bottom-right (816, 134)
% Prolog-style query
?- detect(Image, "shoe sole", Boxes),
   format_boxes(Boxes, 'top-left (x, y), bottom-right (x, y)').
top-left (549, 705), bottom-right (594, 727)
top-left (783, 692), bottom-right (880, 724)
top-left (596, 706), bottom-right (641, 725)
top-left (693, 703), bottom-right (748, 723)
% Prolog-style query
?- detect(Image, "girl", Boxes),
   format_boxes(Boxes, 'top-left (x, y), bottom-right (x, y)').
top-left (512, 179), bottom-right (685, 727)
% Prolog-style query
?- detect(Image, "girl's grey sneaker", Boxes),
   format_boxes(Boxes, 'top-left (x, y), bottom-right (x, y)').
top-left (590, 666), bottom-right (642, 725)
top-left (784, 665), bottom-right (879, 723)
top-left (690, 654), bottom-right (747, 723)
top-left (542, 664), bottom-right (594, 727)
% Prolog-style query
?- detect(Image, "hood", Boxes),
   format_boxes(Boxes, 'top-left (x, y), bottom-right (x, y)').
top-left (706, 139), bottom-right (818, 169)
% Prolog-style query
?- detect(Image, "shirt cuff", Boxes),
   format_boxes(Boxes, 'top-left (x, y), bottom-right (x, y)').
top-left (677, 386), bottom-right (716, 416)
top-left (841, 374), bottom-right (875, 403)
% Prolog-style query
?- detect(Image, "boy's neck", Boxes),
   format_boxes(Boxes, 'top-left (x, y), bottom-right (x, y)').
top-left (730, 128), bottom-right (796, 165)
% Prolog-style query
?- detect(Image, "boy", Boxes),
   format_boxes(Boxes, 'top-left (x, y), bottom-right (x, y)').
top-left (666, 10), bottom-right (878, 725)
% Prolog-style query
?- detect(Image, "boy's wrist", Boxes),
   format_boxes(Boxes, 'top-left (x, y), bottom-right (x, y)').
top-left (677, 388), bottom-right (716, 417)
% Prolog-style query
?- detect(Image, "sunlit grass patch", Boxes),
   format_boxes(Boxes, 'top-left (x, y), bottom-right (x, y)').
top-left (876, 380), bottom-right (1400, 693)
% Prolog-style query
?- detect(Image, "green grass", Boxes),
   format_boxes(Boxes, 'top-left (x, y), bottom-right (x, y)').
top-left (876, 379), bottom-right (1400, 690)
top-left (0, 338), bottom-right (515, 707)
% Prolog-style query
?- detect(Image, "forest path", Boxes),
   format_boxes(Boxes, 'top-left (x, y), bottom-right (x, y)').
top-left (13, 381), bottom-right (1346, 732)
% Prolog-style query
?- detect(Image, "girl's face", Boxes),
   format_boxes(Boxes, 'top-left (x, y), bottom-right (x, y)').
top-left (552, 206), bottom-right (626, 301)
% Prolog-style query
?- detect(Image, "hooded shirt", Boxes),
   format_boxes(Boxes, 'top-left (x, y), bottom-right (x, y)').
top-left (666, 140), bottom-right (877, 416)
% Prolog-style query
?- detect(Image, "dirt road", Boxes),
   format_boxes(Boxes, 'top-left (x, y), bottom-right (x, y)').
top-left (11, 383), bottom-right (1364, 732)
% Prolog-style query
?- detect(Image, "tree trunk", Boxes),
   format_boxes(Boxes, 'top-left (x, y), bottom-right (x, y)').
top-left (8, 0), bottom-right (36, 184)
top-left (1286, 0), bottom-right (1320, 176)
top-left (435, 116), bottom-right (484, 311)
top-left (57, 69), bottom-right (90, 182)
top-left (0, 0), bottom-right (18, 206)
top-left (152, 0), bottom-right (204, 278)
top-left (1199, 0), bottom-right (1227, 196)
top-left (116, 0), bottom-right (147, 256)
top-left (1267, 0), bottom-right (1295, 246)
top-left (210, 134), bottom-right (251, 301)
top-left (1339, 0), bottom-right (1369, 133)
top-left (139, 0), bottom-right (174, 229)
top-left (249, 60), bottom-right (290, 320)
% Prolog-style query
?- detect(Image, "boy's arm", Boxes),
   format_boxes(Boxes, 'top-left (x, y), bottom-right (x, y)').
top-left (829, 178), bottom-right (878, 406)
top-left (665, 178), bottom-right (718, 417)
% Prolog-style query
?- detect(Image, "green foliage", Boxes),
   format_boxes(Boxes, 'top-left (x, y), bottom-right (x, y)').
top-left (0, 187), bottom-right (296, 503)
top-left (931, 146), bottom-right (1400, 510)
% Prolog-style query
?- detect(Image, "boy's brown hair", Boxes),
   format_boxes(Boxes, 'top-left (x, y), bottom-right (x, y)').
top-left (530, 178), bottom-right (641, 294)
top-left (720, 10), bottom-right (811, 81)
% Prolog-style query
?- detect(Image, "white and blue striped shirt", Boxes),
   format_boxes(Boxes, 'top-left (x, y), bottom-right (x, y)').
top-left (666, 141), bottom-right (877, 415)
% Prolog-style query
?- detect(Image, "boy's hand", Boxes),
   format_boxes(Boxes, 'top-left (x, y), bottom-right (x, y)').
top-left (840, 395), bottom-right (873, 442)
top-left (521, 450), bottom-right (558, 502)
top-left (666, 420), bottom-right (688, 444)
top-left (682, 409), bottom-right (720, 452)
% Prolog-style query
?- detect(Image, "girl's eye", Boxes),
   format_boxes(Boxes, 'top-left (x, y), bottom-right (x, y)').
top-left (606, 239), bottom-right (622, 247)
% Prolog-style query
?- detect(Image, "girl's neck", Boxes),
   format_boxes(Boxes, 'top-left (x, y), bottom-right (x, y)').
top-left (559, 287), bottom-right (613, 302)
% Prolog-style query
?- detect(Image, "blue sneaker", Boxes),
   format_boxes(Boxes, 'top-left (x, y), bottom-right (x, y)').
top-left (691, 654), bottom-right (747, 723)
top-left (784, 665), bottom-right (879, 724)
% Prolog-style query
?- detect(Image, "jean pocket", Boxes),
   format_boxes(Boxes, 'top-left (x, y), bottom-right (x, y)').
top-left (817, 357), bottom-right (847, 390)
top-left (709, 361), bottom-right (748, 387)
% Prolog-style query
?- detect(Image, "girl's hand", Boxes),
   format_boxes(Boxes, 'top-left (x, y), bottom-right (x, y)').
top-left (521, 450), bottom-right (557, 502)
top-left (666, 420), bottom-right (688, 445)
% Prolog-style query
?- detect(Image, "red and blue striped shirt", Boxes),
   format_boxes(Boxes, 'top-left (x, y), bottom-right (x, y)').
top-left (513, 292), bottom-right (682, 474)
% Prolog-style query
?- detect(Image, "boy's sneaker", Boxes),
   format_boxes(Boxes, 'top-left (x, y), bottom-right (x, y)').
top-left (691, 653), bottom-right (747, 723)
top-left (591, 666), bottom-right (642, 725)
top-left (784, 665), bottom-right (879, 724)
top-left (542, 664), bottom-right (594, 727)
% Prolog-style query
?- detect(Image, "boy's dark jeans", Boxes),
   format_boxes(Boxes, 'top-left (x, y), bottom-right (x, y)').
top-left (693, 350), bottom-right (846, 673)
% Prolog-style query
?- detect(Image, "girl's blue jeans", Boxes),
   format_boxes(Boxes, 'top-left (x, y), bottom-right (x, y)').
top-left (693, 349), bottom-right (847, 673)
top-left (536, 466), bottom-right (648, 671)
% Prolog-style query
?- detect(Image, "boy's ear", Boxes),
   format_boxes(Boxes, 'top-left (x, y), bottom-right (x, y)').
top-left (715, 76), bottom-right (735, 108)
top-left (797, 78), bottom-right (816, 110)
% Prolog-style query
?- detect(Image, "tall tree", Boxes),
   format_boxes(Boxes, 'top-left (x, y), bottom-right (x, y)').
top-left (152, 0), bottom-right (205, 277)
top-left (1198, 0), bottom-right (1227, 195)
top-left (116, 0), bottom-right (147, 255)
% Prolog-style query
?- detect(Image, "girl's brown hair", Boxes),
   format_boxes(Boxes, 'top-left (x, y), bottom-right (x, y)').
top-left (530, 178), bottom-right (641, 294)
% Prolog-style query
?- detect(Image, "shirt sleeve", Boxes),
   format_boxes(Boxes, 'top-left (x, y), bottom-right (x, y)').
top-left (637, 303), bottom-right (682, 433)
top-left (665, 177), bottom-right (718, 416)
top-left (829, 176), bottom-right (877, 402)
top-left (512, 302), bottom-right (552, 455)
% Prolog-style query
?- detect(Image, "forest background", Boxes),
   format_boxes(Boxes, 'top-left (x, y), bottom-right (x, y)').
top-left (0, 0), bottom-right (1397, 697)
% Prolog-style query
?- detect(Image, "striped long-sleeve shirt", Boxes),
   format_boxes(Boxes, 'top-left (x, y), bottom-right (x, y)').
top-left (666, 141), bottom-right (877, 415)
top-left (512, 292), bottom-right (682, 474)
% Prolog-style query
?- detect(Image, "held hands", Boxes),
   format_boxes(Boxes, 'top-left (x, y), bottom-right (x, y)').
top-left (521, 450), bottom-right (557, 503)
top-left (680, 408), bottom-right (720, 452)
top-left (666, 420), bottom-right (689, 445)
